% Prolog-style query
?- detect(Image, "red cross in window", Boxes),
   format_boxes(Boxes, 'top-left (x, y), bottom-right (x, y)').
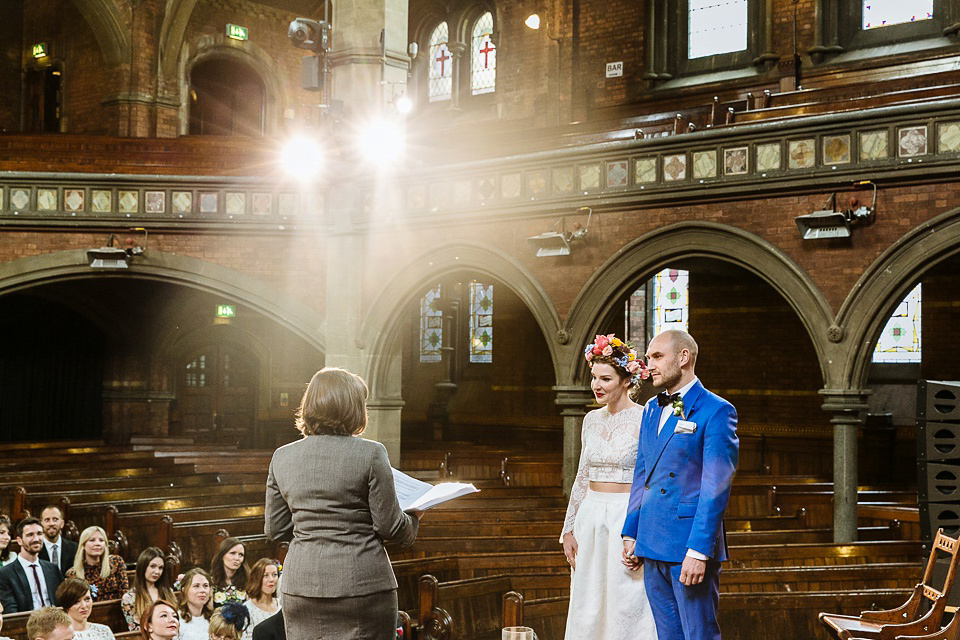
top-left (435, 46), bottom-right (451, 76)
top-left (479, 38), bottom-right (495, 69)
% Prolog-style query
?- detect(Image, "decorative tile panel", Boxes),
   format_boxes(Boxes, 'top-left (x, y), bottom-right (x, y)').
top-left (145, 191), bottom-right (165, 214)
top-left (199, 192), bottom-right (219, 214)
top-left (724, 147), bottom-right (748, 175)
top-left (788, 139), bottom-right (816, 169)
top-left (226, 192), bottom-right (246, 215)
top-left (755, 143), bottom-right (781, 172)
top-left (938, 122), bottom-right (960, 153)
top-left (859, 131), bottom-right (889, 161)
top-left (501, 173), bottom-right (521, 199)
top-left (252, 193), bottom-right (272, 215)
top-left (172, 191), bottom-right (192, 214)
top-left (91, 190), bottom-right (112, 213)
top-left (118, 191), bottom-right (138, 214)
top-left (278, 193), bottom-right (298, 216)
top-left (526, 170), bottom-right (547, 197)
top-left (692, 150), bottom-right (717, 179)
top-left (634, 157), bottom-right (657, 184)
top-left (64, 189), bottom-right (84, 213)
top-left (552, 166), bottom-right (575, 194)
top-left (10, 189), bottom-right (29, 212)
top-left (822, 134), bottom-right (851, 165)
top-left (578, 163), bottom-right (601, 191)
top-left (453, 179), bottom-right (472, 205)
top-left (478, 175), bottom-right (497, 201)
top-left (663, 154), bottom-right (687, 181)
top-left (606, 161), bottom-right (628, 188)
top-left (37, 189), bottom-right (57, 211)
top-left (898, 126), bottom-right (927, 157)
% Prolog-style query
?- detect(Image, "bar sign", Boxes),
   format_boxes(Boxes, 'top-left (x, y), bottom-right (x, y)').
top-left (605, 61), bottom-right (623, 78)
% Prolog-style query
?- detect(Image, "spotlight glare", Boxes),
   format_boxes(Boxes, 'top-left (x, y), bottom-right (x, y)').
top-left (357, 118), bottom-right (405, 165)
top-left (281, 136), bottom-right (324, 180)
top-left (396, 95), bottom-right (413, 115)
top-left (525, 14), bottom-right (541, 29)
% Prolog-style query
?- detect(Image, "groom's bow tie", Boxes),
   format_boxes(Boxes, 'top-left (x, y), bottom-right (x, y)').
top-left (657, 391), bottom-right (681, 407)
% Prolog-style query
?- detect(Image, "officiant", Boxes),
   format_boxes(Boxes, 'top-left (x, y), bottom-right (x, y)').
top-left (265, 367), bottom-right (422, 640)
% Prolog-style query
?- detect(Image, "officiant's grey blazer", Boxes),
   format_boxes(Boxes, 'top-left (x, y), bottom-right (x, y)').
top-left (265, 434), bottom-right (418, 598)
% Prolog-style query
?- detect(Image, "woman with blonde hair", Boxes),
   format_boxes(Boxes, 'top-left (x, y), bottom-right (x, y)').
top-left (65, 526), bottom-right (128, 601)
top-left (176, 568), bottom-right (213, 640)
top-left (56, 578), bottom-right (116, 640)
top-left (208, 604), bottom-right (249, 640)
top-left (265, 367), bottom-right (420, 640)
top-left (139, 600), bottom-right (179, 640)
top-left (122, 547), bottom-right (177, 630)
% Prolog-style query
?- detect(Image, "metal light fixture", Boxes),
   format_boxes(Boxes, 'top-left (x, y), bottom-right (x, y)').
top-left (87, 229), bottom-right (147, 269)
top-left (527, 207), bottom-right (592, 257)
top-left (795, 181), bottom-right (876, 240)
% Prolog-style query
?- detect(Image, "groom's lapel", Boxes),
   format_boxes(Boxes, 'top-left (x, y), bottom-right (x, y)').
top-left (644, 380), bottom-right (706, 483)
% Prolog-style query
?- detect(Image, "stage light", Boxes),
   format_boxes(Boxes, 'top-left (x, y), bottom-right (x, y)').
top-left (525, 14), bottom-right (541, 29)
top-left (395, 95), bottom-right (413, 115)
top-left (796, 181), bottom-right (876, 241)
top-left (357, 118), bottom-right (405, 165)
top-left (281, 136), bottom-right (324, 180)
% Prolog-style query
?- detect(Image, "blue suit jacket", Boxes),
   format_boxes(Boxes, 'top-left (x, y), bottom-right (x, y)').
top-left (621, 380), bottom-right (738, 562)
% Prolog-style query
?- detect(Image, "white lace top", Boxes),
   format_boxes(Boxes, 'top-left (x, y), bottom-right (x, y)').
top-left (560, 405), bottom-right (642, 539)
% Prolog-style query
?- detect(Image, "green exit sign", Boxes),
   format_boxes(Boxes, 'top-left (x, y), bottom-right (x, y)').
top-left (32, 43), bottom-right (47, 58)
top-left (217, 305), bottom-right (236, 318)
top-left (226, 24), bottom-right (248, 41)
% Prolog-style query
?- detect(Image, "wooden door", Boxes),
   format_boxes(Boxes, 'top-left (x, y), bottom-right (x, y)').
top-left (178, 345), bottom-right (257, 443)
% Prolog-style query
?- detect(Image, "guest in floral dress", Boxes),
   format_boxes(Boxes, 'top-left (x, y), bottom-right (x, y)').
top-left (122, 547), bottom-right (178, 631)
top-left (240, 560), bottom-right (280, 640)
top-left (176, 568), bottom-right (213, 640)
top-left (210, 538), bottom-right (248, 607)
top-left (66, 526), bottom-right (128, 602)
top-left (57, 578), bottom-right (116, 640)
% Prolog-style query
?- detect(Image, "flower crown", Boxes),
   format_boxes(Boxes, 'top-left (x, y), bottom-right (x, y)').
top-left (584, 334), bottom-right (648, 385)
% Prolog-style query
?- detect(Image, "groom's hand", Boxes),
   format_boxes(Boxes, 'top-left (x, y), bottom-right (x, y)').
top-left (679, 556), bottom-right (706, 585)
top-left (621, 538), bottom-right (641, 571)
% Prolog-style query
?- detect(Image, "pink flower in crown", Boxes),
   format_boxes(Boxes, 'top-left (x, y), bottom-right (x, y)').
top-left (601, 345), bottom-right (613, 356)
top-left (594, 334), bottom-right (610, 351)
top-left (626, 360), bottom-right (641, 374)
top-left (585, 352), bottom-right (594, 362)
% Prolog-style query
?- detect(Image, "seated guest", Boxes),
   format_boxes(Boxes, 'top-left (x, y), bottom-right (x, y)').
top-left (38, 507), bottom-right (78, 576)
top-left (240, 560), bottom-right (280, 640)
top-left (66, 527), bottom-right (127, 602)
top-left (122, 548), bottom-right (177, 631)
top-left (210, 539), bottom-right (248, 607)
top-left (26, 606), bottom-right (74, 640)
top-left (208, 603), bottom-right (249, 640)
top-left (139, 600), bottom-right (179, 640)
top-left (176, 568), bottom-right (213, 640)
top-left (0, 516), bottom-right (16, 566)
top-left (0, 517), bottom-right (63, 612)
top-left (57, 578), bottom-right (116, 640)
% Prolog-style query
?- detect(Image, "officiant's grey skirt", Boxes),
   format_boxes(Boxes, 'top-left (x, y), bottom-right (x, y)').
top-left (282, 589), bottom-right (398, 640)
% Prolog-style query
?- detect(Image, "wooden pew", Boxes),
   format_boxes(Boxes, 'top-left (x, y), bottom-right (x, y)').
top-left (720, 562), bottom-right (922, 593)
top-left (726, 540), bottom-right (923, 569)
top-left (503, 592), bottom-right (568, 640)
top-left (418, 574), bottom-right (513, 640)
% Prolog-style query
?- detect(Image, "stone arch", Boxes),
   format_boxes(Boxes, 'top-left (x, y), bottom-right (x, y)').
top-left (159, 0), bottom-right (201, 80)
top-left (0, 249), bottom-right (324, 352)
top-left (71, 0), bottom-right (130, 66)
top-left (563, 221), bottom-right (835, 386)
top-left (839, 205), bottom-right (960, 389)
top-left (359, 242), bottom-right (563, 397)
top-left (180, 36), bottom-right (290, 136)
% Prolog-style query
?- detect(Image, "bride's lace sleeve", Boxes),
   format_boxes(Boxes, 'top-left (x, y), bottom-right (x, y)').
top-left (560, 411), bottom-right (594, 541)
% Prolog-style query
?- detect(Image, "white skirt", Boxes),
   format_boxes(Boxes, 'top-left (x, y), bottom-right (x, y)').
top-left (564, 490), bottom-right (658, 640)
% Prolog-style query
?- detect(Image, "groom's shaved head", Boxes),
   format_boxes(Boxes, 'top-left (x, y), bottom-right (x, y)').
top-left (659, 329), bottom-right (698, 368)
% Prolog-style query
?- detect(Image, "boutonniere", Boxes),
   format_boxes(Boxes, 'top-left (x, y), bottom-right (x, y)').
top-left (672, 397), bottom-right (685, 419)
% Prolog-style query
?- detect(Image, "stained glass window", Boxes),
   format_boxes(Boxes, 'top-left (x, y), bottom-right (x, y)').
top-left (469, 281), bottom-right (493, 363)
top-left (471, 12), bottom-right (496, 95)
top-left (872, 283), bottom-right (922, 363)
top-left (688, 0), bottom-right (748, 59)
top-left (186, 354), bottom-right (206, 387)
top-left (429, 22), bottom-right (452, 102)
top-left (420, 285), bottom-right (443, 362)
top-left (653, 269), bottom-right (689, 335)
top-left (863, 0), bottom-right (933, 30)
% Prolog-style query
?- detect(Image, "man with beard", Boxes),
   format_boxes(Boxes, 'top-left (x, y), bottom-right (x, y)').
top-left (0, 518), bottom-right (64, 612)
top-left (621, 330), bottom-right (739, 640)
top-left (37, 507), bottom-right (77, 575)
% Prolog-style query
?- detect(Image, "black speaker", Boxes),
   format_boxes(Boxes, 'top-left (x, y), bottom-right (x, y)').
top-left (919, 380), bottom-right (960, 422)
top-left (918, 381), bottom-right (960, 545)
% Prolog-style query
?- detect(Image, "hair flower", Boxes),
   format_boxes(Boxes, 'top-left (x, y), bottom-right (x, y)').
top-left (583, 334), bottom-right (649, 385)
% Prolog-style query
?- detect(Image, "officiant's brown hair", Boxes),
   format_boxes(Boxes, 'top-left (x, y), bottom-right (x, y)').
top-left (296, 367), bottom-right (369, 436)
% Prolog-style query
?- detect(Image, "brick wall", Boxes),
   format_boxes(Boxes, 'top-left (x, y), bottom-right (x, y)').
top-left (0, 0), bottom-right (23, 133)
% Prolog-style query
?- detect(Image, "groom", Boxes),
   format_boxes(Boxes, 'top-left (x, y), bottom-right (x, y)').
top-left (621, 330), bottom-right (738, 640)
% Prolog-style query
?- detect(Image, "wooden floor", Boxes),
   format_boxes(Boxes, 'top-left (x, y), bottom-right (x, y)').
top-left (0, 438), bottom-right (923, 640)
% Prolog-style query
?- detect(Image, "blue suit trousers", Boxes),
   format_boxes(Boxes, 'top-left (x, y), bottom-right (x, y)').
top-left (643, 558), bottom-right (721, 640)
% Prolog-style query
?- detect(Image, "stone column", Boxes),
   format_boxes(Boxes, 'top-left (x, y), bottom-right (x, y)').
top-left (555, 385), bottom-right (594, 496)
top-left (820, 388), bottom-right (871, 543)
top-left (446, 42), bottom-right (466, 112)
top-left (364, 338), bottom-right (404, 463)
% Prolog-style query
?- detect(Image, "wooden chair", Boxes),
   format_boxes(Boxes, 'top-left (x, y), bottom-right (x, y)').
top-left (819, 529), bottom-right (960, 640)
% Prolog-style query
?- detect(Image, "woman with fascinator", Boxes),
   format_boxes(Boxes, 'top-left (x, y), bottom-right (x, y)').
top-left (560, 334), bottom-right (658, 640)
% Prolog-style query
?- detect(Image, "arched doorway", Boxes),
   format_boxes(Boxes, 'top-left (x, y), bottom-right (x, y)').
top-left (188, 57), bottom-right (265, 136)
